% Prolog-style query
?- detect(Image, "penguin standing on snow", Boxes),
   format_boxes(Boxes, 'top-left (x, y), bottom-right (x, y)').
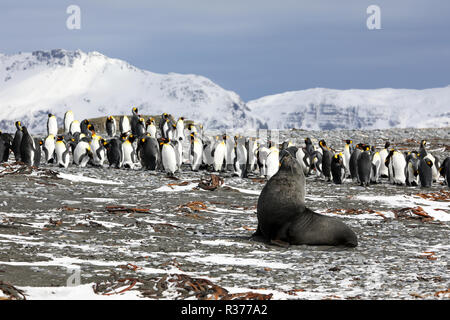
top-left (64, 111), bottom-right (74, 134)
top-left (135, 117), bottom-right (146, 137)
top-left (119, 115), bottom-right (131, 135)
top-left (12, 121), bottom-right (23, 161)
top-left (319, 140), bottom-right (332, 181)
top-left (43, 134), bottom-right (56, 164)
top-left (106, 116), bottom-right (117, 137)
top-left (379, 141), bottom-right (391, 178)
top-left (247, 138), bottom-right (258, 173)
top-left (349, 144), bottom-right (363, 181)
top-left (0, 131), bottom-right (12, 163)
top-left (343, 140), bottom-right (353, 177)
top-left (213, 135), bottom-right (227, 172)
top-left (190, 133), bottom-right (203, 171)
top-left (136, 135), bottom-right (159, 170)
top-left (121, 134), bottom-right (137, 169)
top-left (331, 153), bottom-right (346, 184)
top-left (130, 107), bottom-right (140, 136)
top-left (225, 135), bottom-right (236, 172)
top-left (295, 146), bottom-right (310, 176)
top-left (47, 114), bottom-right (58, 136)
top-left (405, 152), bottom-right (420, 186)
top-left (175, 117), bottom-right (185, 142)
top-left (265, 141), bottom-right (280, 180)
top-left (418, 158), bottom-right (433, 188)
top-left (370, 146), bottom-right (381, 184)
top-left (385, 149), bottom-right (407, 185)
top-left (439, 157), bottom-right (450, 187)
top-left (33, 138), bottom-right (43, 167)
top-left (159, 138), bottom-right (177, 175)
top-left (55, 136), bottom-right (71, 168)
top-left (357, 145), bottom-right (372, 187)
top-left (80, 119), bottom-right (91, 135)
top-left (69, 120), bottom-right (81, 136)
top-left (146, 118), bottom-right (157, 137)
top-left (73, 141), bottom-right (93, 167)
top-left (418, 140), bottom-right (440, 182)
top-left (20, 127), bottom-right (40, 166)
top-left (104, 138), bottom-right (123, 169)
top-left (234, 136), bottom-right (248, 178)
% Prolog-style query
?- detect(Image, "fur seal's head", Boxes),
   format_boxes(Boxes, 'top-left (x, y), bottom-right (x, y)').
top-left (279, 152), bottom-right (304, 177)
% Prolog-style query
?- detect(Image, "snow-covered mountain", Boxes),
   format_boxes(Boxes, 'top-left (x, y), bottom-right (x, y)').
top-left (0, 49), bottom-right (265, 133)
top-left (0, 49), bottom-right (448, 134)
top-left (247, 87), bottom-right (450, 130)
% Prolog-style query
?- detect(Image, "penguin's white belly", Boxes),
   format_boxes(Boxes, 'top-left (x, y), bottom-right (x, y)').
top-left (391, 153), bottom-right (406, 184)
top-left (122, 143), bottom-right (134, 167)
top-left (296, 148), bottom-right (308, 174)
top-left (371, 153), bottom-right (381, 181)
top-left (64, 113), bottom-right (74, 134)
top-left (406, 162), bottom-right (418, 185)
top-left (73, 142), bottom-right (90, 167)
top-left (122, 118), bottom-right (131, 133)
top-left (70, 121), bottom-right (81, 135)
top-left (48, 118), bottom-right (58, 136)
top-left (44, 138), bottom-right (55, 162)
top-left (162, 145), bottom-right (177, 173)
top-left (266, 149), bottom-right (279, 179)
top-left (55, 142), bottom-right (68, 168)
top-left (379, 149), bottom-right (389, 176)
top-left (343, 147), bottom-right (351, 171)
top-left (147, 125), bottom-right (156, 137)
top-left (203, 145), bottom-right (213, 165)
top-left (213, 143), bottom-right (226, 171)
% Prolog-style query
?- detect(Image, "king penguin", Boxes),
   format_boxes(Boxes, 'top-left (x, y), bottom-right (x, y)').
top-left (43, 134), bottom-right (56, 164)
top-left (55, 136), bottom-right (71, 168)
top-left (19, 127), bottom-right (37, 166)
top-left (160, 138), bottom-right (177, 175)
top-left (357, 145), bottom-right (372, 186)
top-left (47, 114), bottom-right (58, 137)
top-left (64, 111), bottom-right (74, 134)
top-left (331, 153), bottom-right (346, 184)
top-left (136, 135), bottom-right (159, 170)
top-left (106, 116), bottom-right (117, 137)
top-left (379, 141), bottom-right (391, 178)
top-left (190, 133), bottom-right (203, 171)
top-left (213, 135), bottom-right (227, 172)
top-left (12, 121), bottom-right (23, 161)
top-left (319, 140), bottom-right (332, 181)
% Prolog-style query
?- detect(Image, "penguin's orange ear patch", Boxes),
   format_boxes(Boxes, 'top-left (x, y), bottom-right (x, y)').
top-left (141, 138), bottom-right (145, 143)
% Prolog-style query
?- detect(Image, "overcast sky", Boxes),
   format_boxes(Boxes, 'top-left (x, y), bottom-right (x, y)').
top-left (1, 0), bottom-right (449, 100)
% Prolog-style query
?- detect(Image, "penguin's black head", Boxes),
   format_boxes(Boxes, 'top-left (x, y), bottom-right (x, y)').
top-left (132, 107), bottom-right (138, 113)
top-left (222, 134), bottom-right (227, 141)
top-left (319, 140), bottom-right (327, 148)
top-left (83, 119), bottom-right (89, 124)
top-left (384, 141), bottom-right (390, 149)
top-left (48, 114), bottom-right (53, 118)
top-left (420, 140), bottom-right (427, 147)
top-left (305, 138), bottom-right (311, 145)
top-left (365, 145), bottom-right (371, 152)
top-left (426, 159), bottom-right (433, 168)
top-left (345, 139), bottom-right (352, 145)
top-left (57, 136), bottom-right (64, 142)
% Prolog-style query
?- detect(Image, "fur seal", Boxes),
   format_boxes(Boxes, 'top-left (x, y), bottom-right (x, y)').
top-left (254, 153), bottom-right (358, 247)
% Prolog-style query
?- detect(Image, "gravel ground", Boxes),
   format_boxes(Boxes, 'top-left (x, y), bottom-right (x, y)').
top-left (0, 127), bottom-right (449, 300)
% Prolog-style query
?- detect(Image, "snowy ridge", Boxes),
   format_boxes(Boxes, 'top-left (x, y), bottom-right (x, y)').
top-left (0, 49), bottom-right (264, 133)
top-left (247, 87), bottom-right (450, 130)
top-left (0, 49), bottom-right (449, 133)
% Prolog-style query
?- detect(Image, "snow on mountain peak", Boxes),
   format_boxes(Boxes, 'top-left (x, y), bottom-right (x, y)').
top-left (248, 86), bottom-right (450, 130)
top-left (0, 49), bottom-right (264, 133)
